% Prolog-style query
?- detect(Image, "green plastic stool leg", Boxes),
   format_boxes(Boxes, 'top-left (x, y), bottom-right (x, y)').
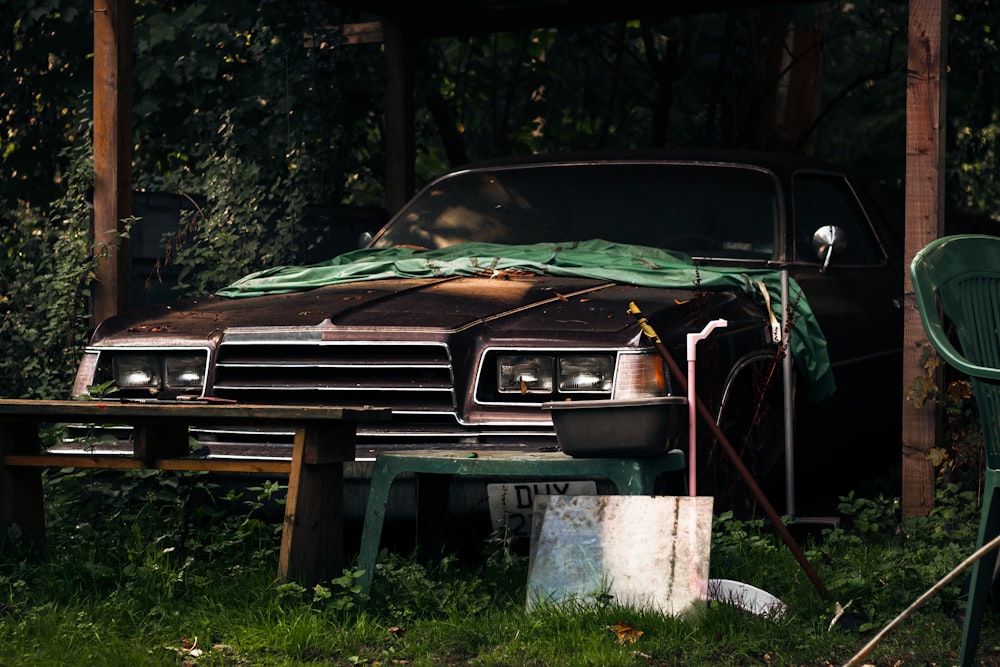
top-left (357, 459), bottom-right (401, 595)
top-left (961, 469), bottom-right (1000, 666)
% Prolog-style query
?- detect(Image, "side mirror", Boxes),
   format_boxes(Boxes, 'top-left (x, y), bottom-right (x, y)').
top-left (811, 225), bottom-right (847, 273)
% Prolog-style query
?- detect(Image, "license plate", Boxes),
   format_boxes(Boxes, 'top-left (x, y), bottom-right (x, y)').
top-left (487, 481), bottom-right (597, 538)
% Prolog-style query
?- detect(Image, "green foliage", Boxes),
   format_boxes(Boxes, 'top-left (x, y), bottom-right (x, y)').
top-left (369, 552), bottom-right (502, 622)
top-left (417, 3), bottom-right (913, 174)
top-left (275, 569), bottom-right (366, 613)
top-left (835, 492), bottom-right (901, 537)
top-left (809, 488), bottom-right (977, 633)
top-left (712, 511), bottom-right (783, 557)
top-left (126, 0), bottom-right (388, 297)
top-left (5, 1), bottom-right (1000, 400)
top-left (910, 482), bottom-right (980, 547)
top-left (83, 379), bottom-right (119, 400)
top-left (1, 0), bottom-right (94, 209)
top-left (0, 117), bottom-right (99, 399)
top-left (909, 345), bottom-right (987, 491)
top-left (3, 473), bottom-right (994, 664)
top-left (908, 344), bottom-right (943, 410)
top-left (41, 468), bottom-right (284, 575)
top-left (946, 3), bottom-right (1000, 222)
top-left (817, 3), bottom-right (909, 191)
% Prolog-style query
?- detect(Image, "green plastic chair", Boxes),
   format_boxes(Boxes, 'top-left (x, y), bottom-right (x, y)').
top-left (911, 233), bottom-right (1000, 665)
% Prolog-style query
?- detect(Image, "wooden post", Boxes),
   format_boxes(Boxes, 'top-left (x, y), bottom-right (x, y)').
top-left (0, 423), bottom-right (46, 553)
top-left (278, 422), bottom-right (356, 585)
top-left (92, 0), bottom-right (133, 323)
top-left (132, 424), bottom-right (191, 463)
top-left (902, 0), bottom-right (947, 516)
top-left (383, 16), bottom-right (415, 215)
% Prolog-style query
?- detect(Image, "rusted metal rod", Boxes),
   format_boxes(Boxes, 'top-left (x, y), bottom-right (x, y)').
top-left (627, 301), bottom-right (832, 602)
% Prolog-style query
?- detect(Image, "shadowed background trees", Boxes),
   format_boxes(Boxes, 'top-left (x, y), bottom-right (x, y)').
top-left (1, 0), bottom-right (997, 399)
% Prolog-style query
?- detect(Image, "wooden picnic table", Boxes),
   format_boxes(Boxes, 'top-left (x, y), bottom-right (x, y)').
top-left (0, 399), bottom-right (390, 585)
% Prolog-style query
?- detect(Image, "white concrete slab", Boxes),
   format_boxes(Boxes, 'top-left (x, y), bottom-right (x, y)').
top-left (526, 494), bottom-right (713, 616)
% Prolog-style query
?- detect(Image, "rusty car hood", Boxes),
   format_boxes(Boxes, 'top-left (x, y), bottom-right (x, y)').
top-left (92, 275), bottom-right (729, 343)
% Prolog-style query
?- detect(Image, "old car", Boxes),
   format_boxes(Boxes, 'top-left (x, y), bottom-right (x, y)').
top-left (69, 150), bottom-right (903, 527)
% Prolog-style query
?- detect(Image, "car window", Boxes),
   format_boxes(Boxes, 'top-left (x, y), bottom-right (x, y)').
top-left (372, 163), bottom-right (779, 260)
top-left (793, 174), bottom-right (881, 265)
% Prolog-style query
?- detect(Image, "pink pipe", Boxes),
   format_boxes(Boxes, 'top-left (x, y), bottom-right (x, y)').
top-left (686, 319), bottom-right (728, 496)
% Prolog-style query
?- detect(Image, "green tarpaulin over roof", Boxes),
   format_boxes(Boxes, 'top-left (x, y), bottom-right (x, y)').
top-left (216, 240), bottom-right (834, 400)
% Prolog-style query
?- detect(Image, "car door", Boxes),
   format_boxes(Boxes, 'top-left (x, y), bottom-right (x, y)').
top-left (786, 171), bottom-right (904, 487)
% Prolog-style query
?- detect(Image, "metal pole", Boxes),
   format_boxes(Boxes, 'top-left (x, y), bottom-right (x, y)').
top-left (782, 268), bottom-right (796, 520)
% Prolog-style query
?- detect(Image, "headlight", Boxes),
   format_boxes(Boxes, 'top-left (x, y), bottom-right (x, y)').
top-left (94, 350), bottom-right (208, 397)
top-left (482, 350), bottom-right (669, 403)
top-left (498, 355), bottom-right (554, 394)
top-left (115, 353), bottom-right (162, 389)
top-left (558, 356), bottom-right (614, 392)
top-left (163, 354), bottom-right (207, 387)
top-left (496, 353), bottom-right (614, 396)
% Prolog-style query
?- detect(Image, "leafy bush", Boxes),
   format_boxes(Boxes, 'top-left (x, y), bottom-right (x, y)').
top-left (126, 0), bottom-right (388, 299)
top-left (0, 120), bottom-right (98, 399)
top-left (910, 345), bottom-right (988, 497)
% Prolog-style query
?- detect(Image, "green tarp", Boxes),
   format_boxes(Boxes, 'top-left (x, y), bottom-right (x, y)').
top-left (216, 240), bottom-right (834, 400)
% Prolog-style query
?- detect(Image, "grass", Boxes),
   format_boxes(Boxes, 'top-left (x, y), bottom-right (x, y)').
top-left (0, 468), bottom-right (997, 666)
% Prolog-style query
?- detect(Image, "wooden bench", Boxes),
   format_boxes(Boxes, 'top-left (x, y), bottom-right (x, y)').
top-left (0, 399), bottom-right (390, 585)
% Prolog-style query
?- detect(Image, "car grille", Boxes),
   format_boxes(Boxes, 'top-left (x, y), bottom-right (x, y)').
top-left (213, 340), bottom-right (458, 413)
top-left (207, 340), bottom-right (557, 454)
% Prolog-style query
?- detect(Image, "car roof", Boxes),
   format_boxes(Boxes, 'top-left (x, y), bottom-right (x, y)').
top-left (454, 149), bottom-right (845, 177)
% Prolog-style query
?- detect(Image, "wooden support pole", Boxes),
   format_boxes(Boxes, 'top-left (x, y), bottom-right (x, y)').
top-left (902, 0), bottom-right (947, 517)
top-left (93, 0), bottom-right (134, 323)
top-left (383, 16), bottom-right (415, 215)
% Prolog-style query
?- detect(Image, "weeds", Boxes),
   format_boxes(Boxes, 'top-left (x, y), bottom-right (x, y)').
top-left (911, 345), bottom-right (986, 492)
top-left (0, 467), bottom-right (996, 666)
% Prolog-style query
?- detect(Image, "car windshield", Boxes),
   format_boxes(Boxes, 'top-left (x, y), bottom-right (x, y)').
top-left (371, 162), bottom-right (779, 260)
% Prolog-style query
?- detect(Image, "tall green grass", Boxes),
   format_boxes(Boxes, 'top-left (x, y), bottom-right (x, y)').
top-left (0, 468), bottom-right (995, 666)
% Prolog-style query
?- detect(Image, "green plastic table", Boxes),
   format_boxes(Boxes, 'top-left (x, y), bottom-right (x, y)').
top-left (356, 448), bottom-right (687, 594)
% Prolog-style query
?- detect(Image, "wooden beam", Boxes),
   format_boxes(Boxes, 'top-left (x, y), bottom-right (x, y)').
top-left (3, 454), bottom-right (292, 474)
top-left (304, 22), bottom-right (384, 48)
top-left (383, 17), bottom-right (415, 215)
top-left (336, 0), bottom-right (823, 40)
top-left (902, 0), bottom-right (947, 517)
top-left (92, 0), bottom-right (133, 322)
